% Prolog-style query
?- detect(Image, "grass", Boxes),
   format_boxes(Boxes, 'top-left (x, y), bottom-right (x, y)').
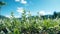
top-left (0, 10), bottom-right (60, 34)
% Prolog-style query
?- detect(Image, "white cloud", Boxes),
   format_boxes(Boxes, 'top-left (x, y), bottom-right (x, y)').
top-left (15, 0), bottom-right (27, 4)
top-left (15, 0), bottom-right (20, 2)
top-left (45, 11), bottom-right (53, 15)
top-left (5, 15), bottom-right (10, 18)
top-left (5, 15), bottom-right (20, 18)
top-left (17, 7), bottom-right (24, 13)
top-left (14, 15), bottom-right (21, 18)
top-left (46, 12), bottom-right (51, 15)
top-left (39, 10), bottom-right (46, 16)
top-left (21, 0), bottom-right (27, 4)
top-left (39, 10), bottom-right (53, 16)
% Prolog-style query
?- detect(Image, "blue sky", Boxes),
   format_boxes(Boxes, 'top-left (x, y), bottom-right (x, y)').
top-left (1, 0), bottom-right (60, 17)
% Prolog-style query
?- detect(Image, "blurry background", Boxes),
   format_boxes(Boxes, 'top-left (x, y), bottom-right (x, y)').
top-left (0, 0), bottom-right (60, 18)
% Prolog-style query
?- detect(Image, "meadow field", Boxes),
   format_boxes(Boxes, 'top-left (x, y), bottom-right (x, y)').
top-left (0, 10), bottom-right (60, 34)
top-left (0, 0), bottom-right (60, 34)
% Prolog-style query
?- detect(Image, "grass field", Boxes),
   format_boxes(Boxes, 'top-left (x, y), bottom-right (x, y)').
top-left (0, 11), bottom-right (60, 34)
